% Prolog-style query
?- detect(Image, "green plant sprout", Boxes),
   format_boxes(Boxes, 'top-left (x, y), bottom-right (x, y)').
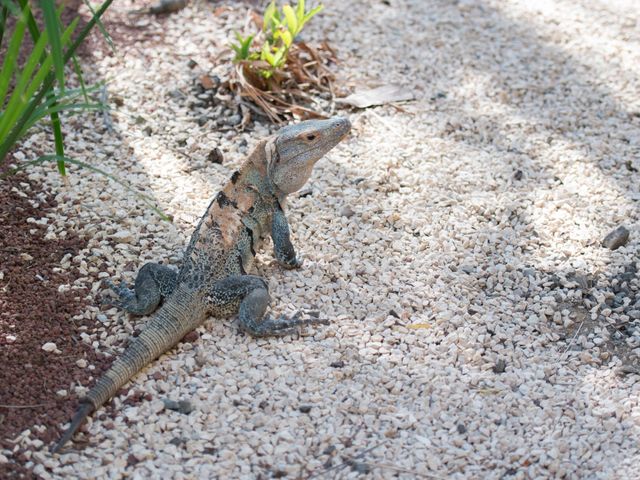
top-left (230, 0), bottom-right (323, 79)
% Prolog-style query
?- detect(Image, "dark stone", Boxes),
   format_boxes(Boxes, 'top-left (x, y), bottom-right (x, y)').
top-left (330, 360), bottom-right (345, 368)
top-left (349, 461), bottom-right (370, 474)
top-left (456, 423), bottom-right (467, 434)
top-left (513, 170), bottom-right (523, 180)
top-left (225, 114), bottom-right (242, 126)
top-left (163, 399), bottom-right (194, 414)
top-left (493, 359), bottom-right (507, 374)
top-left (182, 331), bottom-right (199, 343)
top-left (298, 405), bottom-right (312, 413)
top-left (602, 226), bottom-right (630, 250)
top-left (207, 148), bottom-right (224, 164)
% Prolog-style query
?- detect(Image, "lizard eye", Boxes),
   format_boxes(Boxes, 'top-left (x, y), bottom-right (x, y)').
top-left (306, 133), bottom-right (317, 141)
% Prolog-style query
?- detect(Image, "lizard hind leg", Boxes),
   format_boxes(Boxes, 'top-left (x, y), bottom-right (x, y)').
top-left (207, 275), bottom-right (327, 337)
top-left (105, 262), bottom-right (178, 316)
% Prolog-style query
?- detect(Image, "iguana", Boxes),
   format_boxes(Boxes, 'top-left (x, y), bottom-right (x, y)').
top-left (51, 117), bottom-right (351, 453)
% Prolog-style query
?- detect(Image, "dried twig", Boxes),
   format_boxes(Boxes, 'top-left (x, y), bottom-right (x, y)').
top-left (230, 42), bottom-right (337, 123)
top-left (562, 320), bottom-right (584, 356)
top-left (307, 441), bottom-right (386, 478)
top-left (341, 456), bottom-right (448, 479)
top-left (0, 403), bottom-right (53, 409)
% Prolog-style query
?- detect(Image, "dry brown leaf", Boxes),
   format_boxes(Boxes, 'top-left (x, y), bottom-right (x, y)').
top-left (199, 75), bottom-right (215, 90)
top-left (338, 85), bottom-right (415, 109)
top-left (213, 6), bottom-right (231, 17)
top-left (230, 42), bottom-right (337, 123)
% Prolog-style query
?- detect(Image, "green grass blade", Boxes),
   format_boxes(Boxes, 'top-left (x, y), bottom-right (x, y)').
top-left (32, 101), bottom-right (108, 121)
top-left (82, 0), bottom-right (116, 54)
top-left (17, 0), bottom-right (42, 43)
top-left (51, 110), bottom-right (65, 174)
top-left (13, 23), bottom-right (49, 98)
top-left (0, 0), bottom-right (20, 17)
top-left (40, 0), bottom-right (65, 91)
top-left (0, 0), bottom-right (114, 164)
top-left (0, 4), bottom-right (8, 48)
top-left (71, 54), bottom-right (89, 102)
top-left (0, 18), bottom-right (77, 141)
top-left (0, 3), bottom-right (27, 106)
top-left (16, 0), bottom-right (68, 175)
top-left (20, 103), bottom-right (107, 139)
top-left (0, 27), bottom-right (50, 140)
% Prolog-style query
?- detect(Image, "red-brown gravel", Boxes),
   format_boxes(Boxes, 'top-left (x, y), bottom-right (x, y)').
top-left (0, 173), bottom-right (110, 479)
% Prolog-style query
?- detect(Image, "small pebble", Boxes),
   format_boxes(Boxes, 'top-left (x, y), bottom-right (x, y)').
top-left (163, 399), bottom-right (194, 414)
top-left (493, 359), bottom-right (507, 374)
top-left (340, 206), bottom-right (355, 218)
top-left (42, 342), bottom-right (57, 353)
top-left (207, 148), bottom-right (224, 164)
top-left (602, 226), bottom-right (630, 250)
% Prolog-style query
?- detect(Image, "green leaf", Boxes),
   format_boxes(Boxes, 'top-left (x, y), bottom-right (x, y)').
top-left (17, 0), bottom-right (42, 44)
top-left (0, 5), bottom-right (8, 48)
top-left (272, 46), bottom-right (286, 68)
top-left (280, 28), bottom-right (292, 48)
top-left (302, 4), bottom-right (323, 27)
top-left (0, 3), bottom-right (27, 107)
top-left (296, 0), bottom-right (305, 23)
top-left (282, 5), bottom-right (298, 36)
top-left (263, 1), bottom-right (278, 34)
top-left (0, 21), bottom-right (50, 140)
top-left (241, 34), bottom-right (254, 59)
top-left (40, 0), bottom-right (65, 91)
top-left (0, 0), bottom-right (20, 17)
top-left (0, 17), bottom-right (78, 142)
top-left (0, 0), bottom-right (115, 165)
top-left (82, 0), bottom-right (116, 54)
top-left (231, 32), bottom-right (254, 61)
top-left (261, 42), bottom-right (276, 67)
top-left (71, 54), bottom-right (89, 103)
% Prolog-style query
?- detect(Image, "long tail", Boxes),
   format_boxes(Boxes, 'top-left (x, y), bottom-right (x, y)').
top-left (51, 289), bottom-right (204, 453)
top-left (50, 403), bottom-right (94, 453)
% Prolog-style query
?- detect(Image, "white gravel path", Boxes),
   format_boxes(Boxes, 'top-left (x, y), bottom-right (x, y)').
top-left (9, 0), bottom-right (640, 478)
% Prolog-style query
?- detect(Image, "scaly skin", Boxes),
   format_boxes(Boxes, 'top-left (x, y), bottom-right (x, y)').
top-left (51, 117), bottom-right (351, 453)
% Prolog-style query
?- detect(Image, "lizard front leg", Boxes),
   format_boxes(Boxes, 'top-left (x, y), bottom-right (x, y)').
top-left (271, 203), bottom-right (302, 270)
top-left (207, 275), bottom-right (325, 337)
top-left (105, 262), bottom-right (178, 315)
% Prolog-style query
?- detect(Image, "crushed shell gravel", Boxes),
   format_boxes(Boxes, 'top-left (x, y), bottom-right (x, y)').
top-left (4, 0), bottom-right (640, 478)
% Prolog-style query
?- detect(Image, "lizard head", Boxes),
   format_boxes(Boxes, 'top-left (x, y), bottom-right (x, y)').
top-left (267, 117), bottom-right (351, 194)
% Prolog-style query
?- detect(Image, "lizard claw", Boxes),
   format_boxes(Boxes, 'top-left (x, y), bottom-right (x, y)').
top-left (101, 279), bottom-right (135, 308)
top-left (244, 311), bottom-right (329, 337)
top-left (277, 256), bottom-right (303, 270)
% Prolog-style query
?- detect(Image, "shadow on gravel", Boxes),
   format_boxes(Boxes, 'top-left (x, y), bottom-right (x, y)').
top-left (427, 0), bottom-right (640, 364)
top-left (330, 0), bottom-right (640, 476)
